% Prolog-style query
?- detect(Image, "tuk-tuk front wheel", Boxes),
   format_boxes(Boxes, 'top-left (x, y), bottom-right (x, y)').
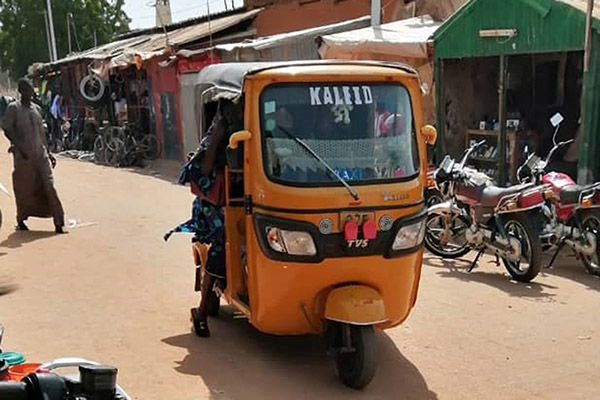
top-left (327, 322), bottom-right (377, 389)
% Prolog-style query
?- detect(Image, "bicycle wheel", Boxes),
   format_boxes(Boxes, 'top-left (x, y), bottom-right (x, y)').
top-left (140, 135), bottom-right (161, 160)
top-left (121, 136), bottom-right (139, 167)
top-left (106, 138), bottom-right (125, 167)
top-left (93, 136), bottom-right (106, 165)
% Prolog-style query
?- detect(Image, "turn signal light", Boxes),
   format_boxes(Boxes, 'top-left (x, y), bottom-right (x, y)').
top-left (543, 189), bottom-right (554, 200)
top-left (581, 197), bottom-right (593, 208)
top-left (506, 201), bottom-right (518, 211)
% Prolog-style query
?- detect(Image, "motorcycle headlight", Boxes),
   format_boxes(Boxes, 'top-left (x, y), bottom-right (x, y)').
top-left (392, 219), bottom-right (426, 251)
top-left (266, 227), bottom-right (317, 256)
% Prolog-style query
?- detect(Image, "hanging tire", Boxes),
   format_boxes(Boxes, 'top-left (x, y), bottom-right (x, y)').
top-left (424, 212), bottom-right (471, 259)
top-left (79, 74), bottom-right (106, 103)
top-left (330, 323), bottom-right (377, 390)
top-left (502, 213), bottom-right (542, 282)
top-left (578, 210), bottom-right (600, 276)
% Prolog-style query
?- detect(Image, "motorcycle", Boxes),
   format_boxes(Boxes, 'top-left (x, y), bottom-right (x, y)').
top-left (425, 140), bottom-right (546, 282)
top-left (517, 113), bottom-right (600, 276)
top-left (0, 325), bottom-right (132, 399)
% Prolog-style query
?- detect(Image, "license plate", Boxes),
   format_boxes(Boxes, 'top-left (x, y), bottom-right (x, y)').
top-left (339, 211), bottom-right (376, 230)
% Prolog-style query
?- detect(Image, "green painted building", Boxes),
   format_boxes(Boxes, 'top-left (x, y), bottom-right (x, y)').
top-left (434, 0), bottom-right (600, 185)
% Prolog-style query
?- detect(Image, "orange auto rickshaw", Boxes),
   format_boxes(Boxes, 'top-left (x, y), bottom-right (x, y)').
top-left (190, 61), bottom-right (436, 389)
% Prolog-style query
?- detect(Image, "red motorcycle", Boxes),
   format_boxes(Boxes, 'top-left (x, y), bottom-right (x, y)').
top-left (426, 140), bottom-right (547, 282)
top-left (517, 114), bottom-right (600, 275)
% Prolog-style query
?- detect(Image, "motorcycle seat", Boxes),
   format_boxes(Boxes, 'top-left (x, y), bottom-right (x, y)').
top-left (480, 183), bottom-right (534, 208)
top-left (560, 185), bottom-right (587, 205)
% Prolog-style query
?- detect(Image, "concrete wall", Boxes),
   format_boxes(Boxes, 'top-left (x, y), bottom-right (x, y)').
top-left (391, 0), bottom-right (467, 21)
top-left (246, 0), bottom-right (371, 36)
top-left (441, 57), bottom-right (499, 158)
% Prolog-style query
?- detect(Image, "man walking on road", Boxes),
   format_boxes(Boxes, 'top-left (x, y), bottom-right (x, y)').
top-left (1, 78), bottom-right (66, 233)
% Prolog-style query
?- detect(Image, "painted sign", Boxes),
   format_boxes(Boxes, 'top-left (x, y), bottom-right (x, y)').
top-left (309, 86), bottom-right (373, 106)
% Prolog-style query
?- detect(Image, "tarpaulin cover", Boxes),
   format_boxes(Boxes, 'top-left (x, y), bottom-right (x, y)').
top-left (319, 15), bottom-right (441, 60)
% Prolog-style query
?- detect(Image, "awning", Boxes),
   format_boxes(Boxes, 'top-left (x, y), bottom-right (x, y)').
top-left (319, 15), bottom-right (442, 60)
top-left (33, 9), bottom-right (261, 72)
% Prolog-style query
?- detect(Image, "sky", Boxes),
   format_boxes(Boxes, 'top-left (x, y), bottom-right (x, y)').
top-left (124, 0), bottom-right (245, 30)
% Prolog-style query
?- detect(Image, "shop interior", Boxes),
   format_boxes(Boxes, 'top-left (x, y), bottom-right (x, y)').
top-left (441, 51), bottom-right (583, 185)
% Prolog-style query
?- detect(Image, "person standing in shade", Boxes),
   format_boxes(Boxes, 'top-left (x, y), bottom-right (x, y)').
top-left (1, 78), bottom-right (66, 233)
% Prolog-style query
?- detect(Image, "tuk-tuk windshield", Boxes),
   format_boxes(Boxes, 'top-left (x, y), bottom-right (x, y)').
top-left (261, 83), bottom-right (419, 186)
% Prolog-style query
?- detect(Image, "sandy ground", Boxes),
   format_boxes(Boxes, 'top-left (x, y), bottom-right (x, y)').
top-left (1, 136), bottom-right (599, 399)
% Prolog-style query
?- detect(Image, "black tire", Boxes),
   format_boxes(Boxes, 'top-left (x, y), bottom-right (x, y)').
top-left (424, 212), bottom-right (472, 259)
top-left (502, 213), bottom-right (542, 282)
top-left (426, 188), bottom-right (443, 208)
top-left (578, 211), bottom-right (600, 276)
top-left (93, 136), bottom-right (106, 165)
top-left (334, 324), bottom-right (377, 390)
top-left (0, 208), bottom-right (3, 230)
top-left (106, 138), bottom-right (125, 167)
top-left (140, 135), bottom-right (161, 160)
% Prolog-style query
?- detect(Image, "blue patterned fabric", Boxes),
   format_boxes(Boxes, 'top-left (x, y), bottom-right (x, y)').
top-left (164, 120), bottom-right (227, 279)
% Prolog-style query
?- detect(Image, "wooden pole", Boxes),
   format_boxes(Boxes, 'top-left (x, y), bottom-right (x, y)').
top-left (498, 54), bottom-right (508, 187)
top-left (43, 11), bottom-right (53, 62)
top-left (579, 0), bottom-right (595, 184)
top-left (67, 13), bottom-right (72, 54)
top-left (584, 0), bottom-right (595, 72)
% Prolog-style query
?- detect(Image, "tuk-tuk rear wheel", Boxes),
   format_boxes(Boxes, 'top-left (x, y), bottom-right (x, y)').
top-left (329, 323), bottom-right (377, 389)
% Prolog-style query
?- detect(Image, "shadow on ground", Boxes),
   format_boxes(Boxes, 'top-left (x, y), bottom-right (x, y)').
top-left (424, 255), bottom-right (558, 300)
top-left (162, 307), bottom-right (437, 400)
top-left (540, 252), bottom-right (600, 291)
top-left (0, 231), bottom-right (56, 250)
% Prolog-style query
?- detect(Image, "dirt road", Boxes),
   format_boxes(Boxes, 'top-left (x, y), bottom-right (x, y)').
top-left (1, 137), bottom-right (599, 399)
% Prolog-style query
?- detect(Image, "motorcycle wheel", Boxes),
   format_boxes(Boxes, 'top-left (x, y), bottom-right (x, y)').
top-left (579, 211), bottom-right (600, 276)
top-left (426, 188), bottom-right (443, 208)
top-left (502, 214), bottom-right (542, 282)
top-left (424, 212), bottom-right (471, 258)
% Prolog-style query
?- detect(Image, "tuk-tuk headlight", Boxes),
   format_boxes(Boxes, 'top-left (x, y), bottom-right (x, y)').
top-left (392, 219), bottom-right (426, 251)
top-left (266, 227), bottom-right (317, 256)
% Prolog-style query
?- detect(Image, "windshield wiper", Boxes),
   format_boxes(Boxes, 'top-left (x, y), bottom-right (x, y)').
top-left (277, 127), bottom-right (359, 201)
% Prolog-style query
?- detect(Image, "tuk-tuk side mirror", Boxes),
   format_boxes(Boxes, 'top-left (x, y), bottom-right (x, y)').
top-left (229, 130), bottom-right (252, 149)
top-left (421, 125), bottom-right (437, 145)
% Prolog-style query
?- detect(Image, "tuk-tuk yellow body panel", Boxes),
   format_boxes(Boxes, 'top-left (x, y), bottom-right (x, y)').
top-left (324, 285), bottom-right (387, 325)
top-left (215, 62), bottom-right (430, 335)
top-left (245, 224), bottom-right (424, 335)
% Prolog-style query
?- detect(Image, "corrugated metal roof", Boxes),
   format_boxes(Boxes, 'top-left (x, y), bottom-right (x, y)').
top-left (177, 16), bottom-right (371, 62)
top-left (434, 0), bottom-right (600, 60)
top-left (319, 15), bottom-right (441, 60)
top-left (216, 16), bottom-right (371, 51)
top-left (558, 0), bottom-right (600, 20)
top-left (41, 9), bottom-right (261, 69)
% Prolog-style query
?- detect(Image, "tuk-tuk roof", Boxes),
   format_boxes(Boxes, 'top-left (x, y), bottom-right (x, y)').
top-left (195, 60), bottom-right (417, 103)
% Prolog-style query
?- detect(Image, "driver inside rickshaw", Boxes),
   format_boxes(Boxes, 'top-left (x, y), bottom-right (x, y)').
top-left (164, 98), bottom-right (243, 338)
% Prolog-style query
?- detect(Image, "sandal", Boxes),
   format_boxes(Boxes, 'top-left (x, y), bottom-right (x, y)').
top-left (190, 308), bottom-right (210, 338)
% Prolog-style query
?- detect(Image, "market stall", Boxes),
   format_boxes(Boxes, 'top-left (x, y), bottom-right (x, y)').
top-left (434, 0), bottom-right (600, 185)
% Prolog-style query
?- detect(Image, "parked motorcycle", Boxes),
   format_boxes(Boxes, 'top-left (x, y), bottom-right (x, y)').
top-left (425, 140), bottom-right (546, 282)
top-left (0, 324), bottom-right (132, 399)
top-left (517, 113), bottom-right (600, 276)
